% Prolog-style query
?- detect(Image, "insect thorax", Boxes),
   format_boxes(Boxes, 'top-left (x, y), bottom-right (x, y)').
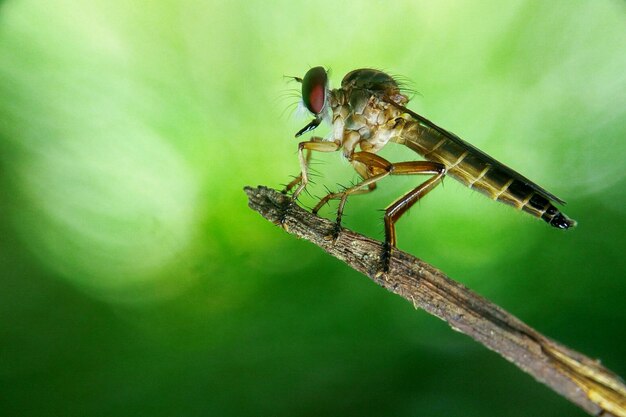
top-left (329, 86), bottom-right (409, 156)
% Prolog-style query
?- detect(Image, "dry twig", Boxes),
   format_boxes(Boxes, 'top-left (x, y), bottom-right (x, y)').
top-left (245, 185), bottom-right (626, 417)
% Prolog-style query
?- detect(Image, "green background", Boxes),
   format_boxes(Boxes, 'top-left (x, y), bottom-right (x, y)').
top-left (1, 1), bottom-right (625, 416)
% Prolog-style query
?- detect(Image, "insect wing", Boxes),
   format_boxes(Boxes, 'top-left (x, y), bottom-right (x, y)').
top-left (395, 103), bottom-right (566, 205)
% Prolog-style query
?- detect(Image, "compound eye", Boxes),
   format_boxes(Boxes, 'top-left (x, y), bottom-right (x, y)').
top-left (301, 66), bottom-right (328, 115)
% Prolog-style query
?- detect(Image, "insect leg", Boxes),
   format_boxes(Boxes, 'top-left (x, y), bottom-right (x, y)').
top-left (382, 161), bottom-right (446, 272)
top-left (312, 152), bottom-right (391, 215)
top-left (282, 149), bottom-right (313, 194)
top-left (311, 152), bottom-right (392, 240)
top-left (282, 137), bottom-right (322, 194)
top-left (334, 160), bottom-right (378, 227)
top-left (282, 138), bottom-right (341, 200)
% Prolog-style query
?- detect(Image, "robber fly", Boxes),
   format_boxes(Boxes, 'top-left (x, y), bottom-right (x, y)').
top-left (283, 67), bottom-right (576, 271)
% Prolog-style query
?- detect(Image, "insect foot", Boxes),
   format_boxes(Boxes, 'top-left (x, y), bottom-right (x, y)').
top-left (276, 193), bottom-right (297, 230)
top-left (374, 242), bottom-right (393, 283)
top-left (330, 220), bottom-right (343, 243)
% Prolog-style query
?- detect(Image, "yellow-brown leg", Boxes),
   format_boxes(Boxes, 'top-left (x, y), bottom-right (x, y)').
top-left (282, 137), bottom-right (341, 200)
top-left (333, 181), bottom-right (377, 226)
top-left (381, 161), bottom-right (446, 272)
top-left (313, 151), bottom-right (446, 272)
top-left (282, 149), bottom-right (313, 194)
top-left (312, 174), bottom-right (382, 214)
top-left (312, 152), bottom-right (391, 215)
top-left (312, 158), bottom-right (378, 214)
top-left (312, 169), bottom-right (381, 240)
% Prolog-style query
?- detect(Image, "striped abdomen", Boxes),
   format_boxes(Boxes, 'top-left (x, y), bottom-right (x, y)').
top-left (395, 121), bottom-right (576, 229)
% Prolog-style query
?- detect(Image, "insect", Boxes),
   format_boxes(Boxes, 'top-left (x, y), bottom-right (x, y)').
top-left (283, 66), bottom-right (576, 272)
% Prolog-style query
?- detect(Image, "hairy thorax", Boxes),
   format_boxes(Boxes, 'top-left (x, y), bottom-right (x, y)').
top-left (329, 88), bottom-right (409, 158)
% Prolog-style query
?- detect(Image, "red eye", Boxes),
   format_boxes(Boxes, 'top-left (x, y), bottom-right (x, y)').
top-left (302, 66), bottom-right (328, 115)
top-left (309, 83), bottom-right (325, 114)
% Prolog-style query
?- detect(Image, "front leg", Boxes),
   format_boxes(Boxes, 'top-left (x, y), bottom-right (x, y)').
top-left (282, 138), bottom-right (341, 200)
top-left (282, 137), bottom-right (320, 195)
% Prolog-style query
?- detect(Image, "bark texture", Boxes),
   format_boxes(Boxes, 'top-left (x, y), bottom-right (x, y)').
top-left (245, 185), bottom-right (626, 417)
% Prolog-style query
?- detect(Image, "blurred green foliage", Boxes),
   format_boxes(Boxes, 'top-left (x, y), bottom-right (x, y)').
top-left (0, 1), bottom-right (625, 416)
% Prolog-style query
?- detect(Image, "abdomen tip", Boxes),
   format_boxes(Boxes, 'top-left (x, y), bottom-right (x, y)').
top-left (550, 213), bottom-right (577, 229)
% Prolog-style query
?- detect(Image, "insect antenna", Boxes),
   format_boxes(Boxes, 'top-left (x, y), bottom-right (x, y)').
top-left (282, 74), bottom-right (303, 83)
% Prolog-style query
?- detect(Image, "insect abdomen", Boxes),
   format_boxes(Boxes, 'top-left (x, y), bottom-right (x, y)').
top-left (398, 122), bottom-right (576, 229)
